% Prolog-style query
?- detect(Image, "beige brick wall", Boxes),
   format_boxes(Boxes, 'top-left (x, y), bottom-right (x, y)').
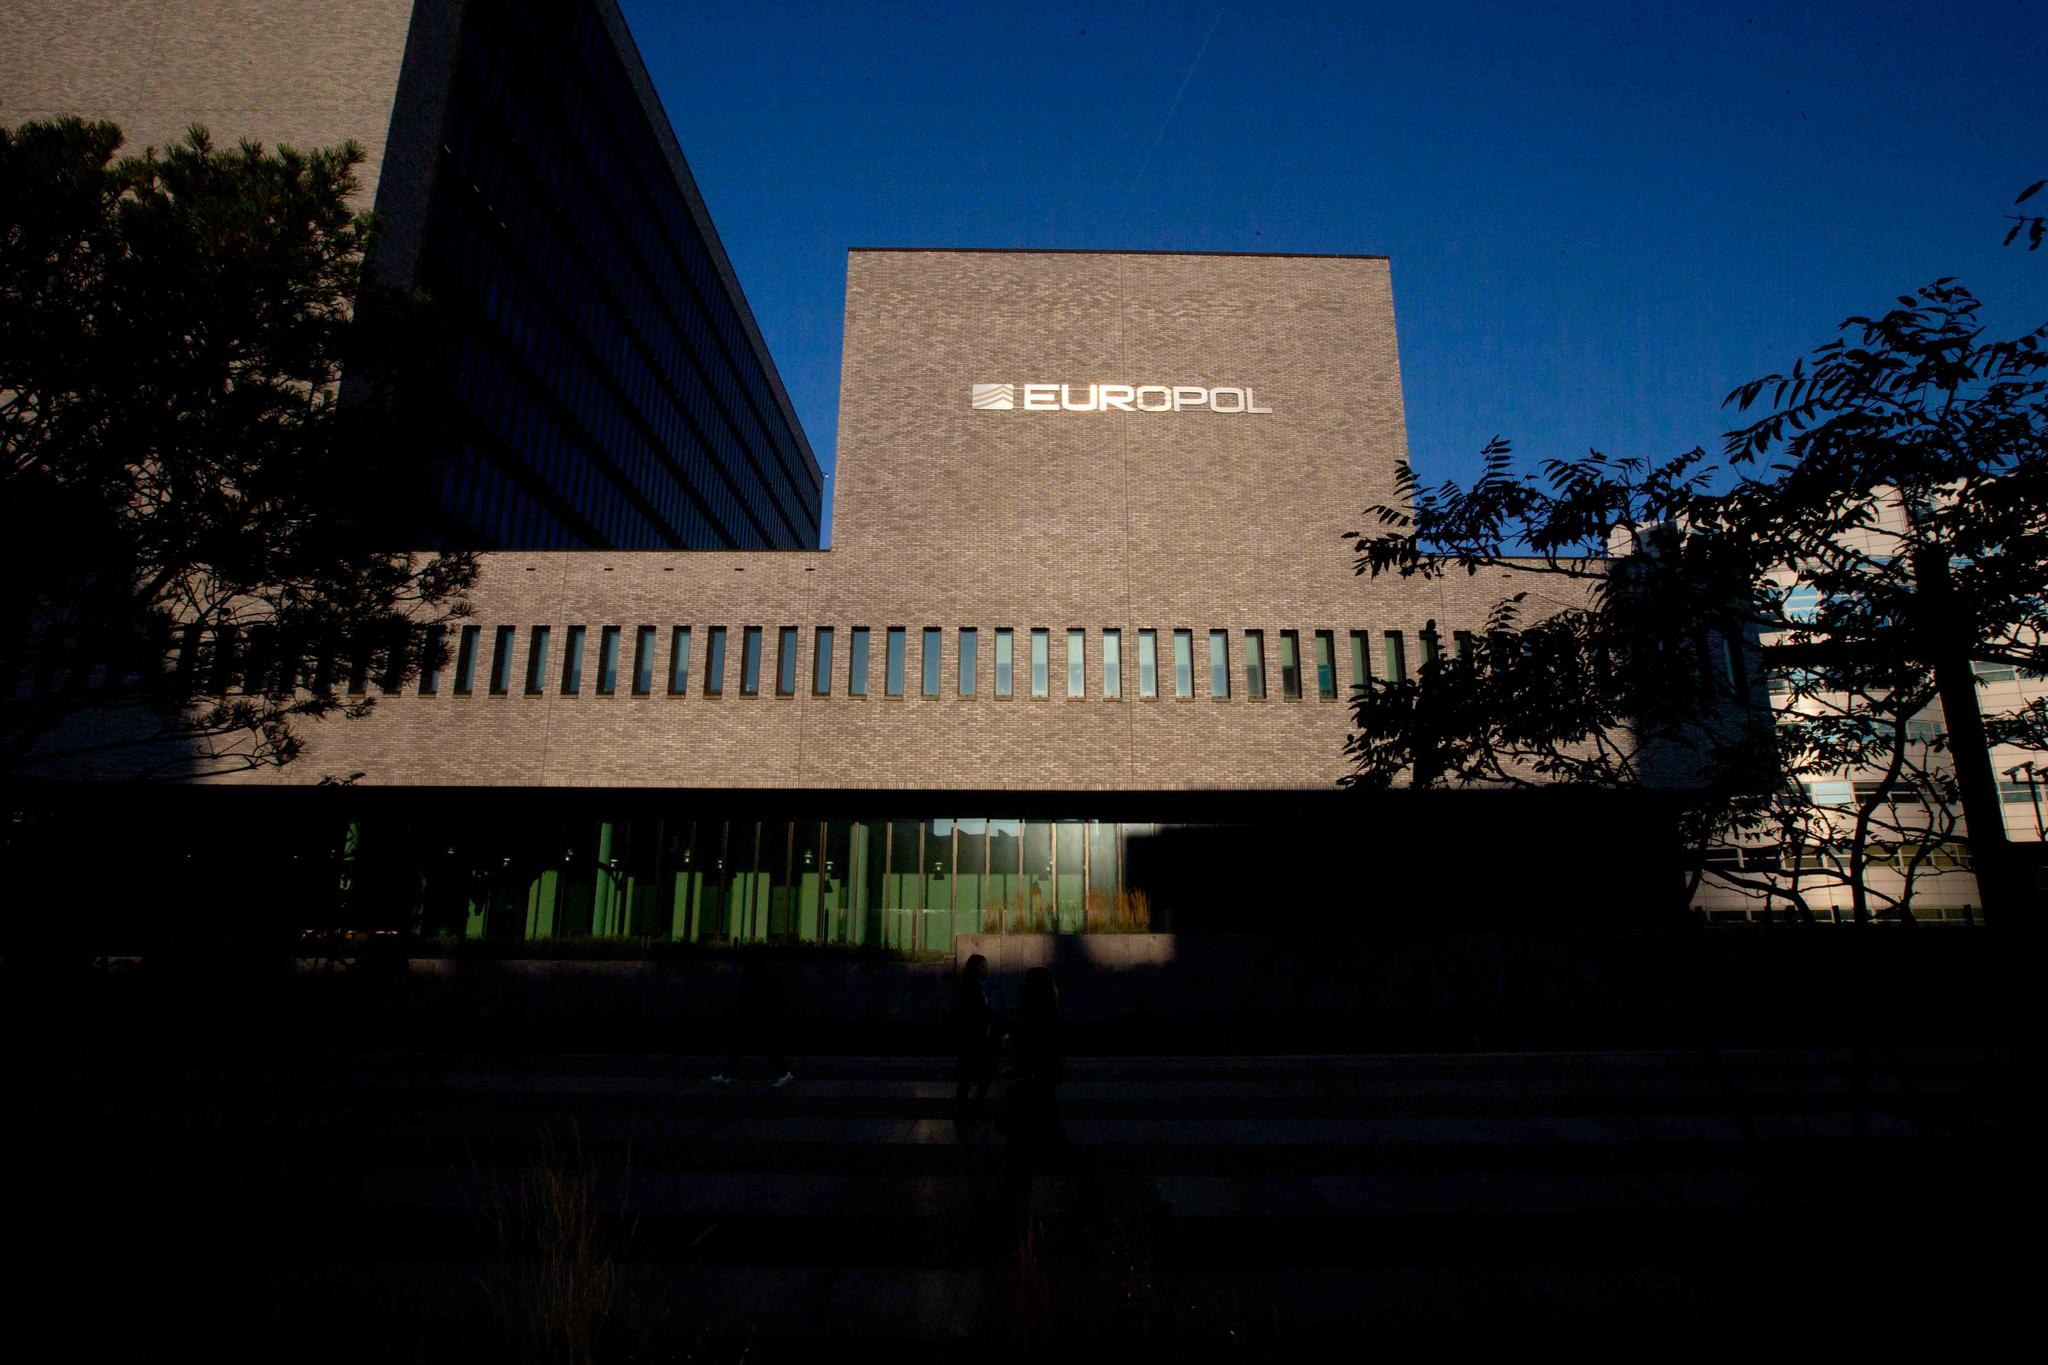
top-left (207, 251), bottom-right (1585, 793)
top-left (0, 0), bottom-right (421, 211)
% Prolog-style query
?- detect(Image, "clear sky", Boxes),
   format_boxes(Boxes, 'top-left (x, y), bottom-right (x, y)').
top-left (620, 0), bottom-right (2048, 545)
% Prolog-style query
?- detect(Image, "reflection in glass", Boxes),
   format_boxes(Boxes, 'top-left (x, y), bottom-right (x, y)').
top-left (595, 625), bottom-right (619, 695)
top-left (885, 627), bottom-right (905, 697)
top-left (995, 629), bottom-right (1014, 697)
top-left (1279, 630), bottom-right (1301, 699)
top-left (922, 627), bottom-right (941, 697)
top-left (988, 818), bottom-right (1022, 931)
top-left (777, 626), bottom-right (798, 696)
top-left (704, 626), bottom-right (727, 695)
top-left (1209, 630), bottom-right (1230, 698)
top-left (669, 626), bottom-right (691, 695)
top-left (526, 626), bottom-right (551, 695)
top-left (1384, 630), bottom-right (1407, 683)
top-left (1139, 630), bottom-right (1158, 698)
top-left (740, 626), bottom-right (762, 695)
top-left (849, 627), bottom-right (869, 696)
top-left (884, 818), bottom-right (920, 947)
top-left (812, 627), bottom-right (833, 695)
top-left (1172, 629), bottom-right (1193, 698)
top-left (959, 628), bottom-right (977, 696)
top-left (1021, 820), bottom-right (1054, 932)
top-left (1245, 629), bottom-right (1265, 699)
top-left (559, 624), bottom-right (583, 695)
top-left (1055, 819), bottom-right (1083, 932)
top-left (454, 624), bottom-right (481, 694)
top-left (490, 625), bottom-right (515, 695)
top-left (634, 625), bottom-right (657, 695)
top-left (1103, 628), bottom-right (1121, 698)
top-left (1349, 630), bottom-right (1371, 694)
top-left (923, 817), bottom-right (954, 952)
top-left (1315, 630), bottom-right (1337, 699)
top-left (956, 817), bottom-right (987, 935)
top-left (1031, 629), bottom-right (1049, 698)
top-left (1067, 629), bottom-right (1085, 697)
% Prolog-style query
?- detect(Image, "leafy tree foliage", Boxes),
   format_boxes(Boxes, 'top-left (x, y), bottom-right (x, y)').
top-left (1346, 281), bottom-right (2047, 920)
top-left (1, 118), bottom-right (475, 778)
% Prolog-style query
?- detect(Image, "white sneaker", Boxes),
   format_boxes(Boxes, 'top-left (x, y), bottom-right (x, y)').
top-left (772, 1071), bottom-right (795, 1088)
top-left (709, 1074), bottom-right (733, 1086)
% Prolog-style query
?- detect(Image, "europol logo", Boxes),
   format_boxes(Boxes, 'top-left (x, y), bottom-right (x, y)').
top-left (970, 382), bottom-right (1270, 413)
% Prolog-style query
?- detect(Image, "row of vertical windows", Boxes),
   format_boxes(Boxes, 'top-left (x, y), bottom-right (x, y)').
top-left (404, 626), bottom-right (1439, 701)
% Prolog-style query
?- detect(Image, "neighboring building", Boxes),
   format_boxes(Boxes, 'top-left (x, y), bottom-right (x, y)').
top-left (0, 0), bottom-right (824, 550)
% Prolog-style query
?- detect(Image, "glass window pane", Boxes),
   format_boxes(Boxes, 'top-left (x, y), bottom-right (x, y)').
top-left (995, 629), bottom-right (1013, 697)
top-left (1172, 629), bottom-right (1193, 698)
top-left (1209, 630), bottom-right (1230, 698)
top-left (1066, 629), bottom-right (1085, 697)
top-left (812, 627), bottom-right (833, 695)
top-left (1279, 630), bottom-right (1301, 699)
top-left (1421, 625), bottom-right (1441, 666)
top-left (669, 626), bottom-right (691, 695)
top-left (1020, 820), bottom-right (1053, 932)
top-left (988, 817), bottom-right (1021, 932)
top-left (955, 816), bottom-right (987, 936)
top-left (420, 624), bottom-right (446, 695)
top-left (525, 626), bottom-right (550, 695)
top-left (488, 625), bottom-right (514, 695)
top-left (1103, 628), bottom-right (1121, 699)
top-left (959, 628), bottom-right (977, 696)
top-left (740, 626), bottom-right (763, 695)
top-left (704, 626), bottom-right (727, 696)
top-left (849, 627), bottom-right (869, 696)
top-left (1349, 630), bottom-right (1371, 694)
top-left (1030, 628), bottom-right (1049, 698)
top-left (922, 627), bottom-right (941, 697)
top-left (1055, 820), bottom-right (1083, 932)
top-left (885, 627), bottom-right (905, 696)
top-left (1245, 629), bottom-right (1266, 699)
top-left (923, 817), bottom-right (954, 953)
top-left (596, 626), bottom-right (620, 695)
top-left (634, 625), bottom-right (657, 695)
top-left (777, 627), bottom-right (798, 696)
top-left (1139, 629), bottom-right (1158, 698)
top-left (1315, 631), bottom-right (1337, 699)
top-left (559, 624), bottom-right (583, 695)
top-left (453, 624), bottom-right (481, 695)
top-left (1384, 631), bottom-right (1407, 683)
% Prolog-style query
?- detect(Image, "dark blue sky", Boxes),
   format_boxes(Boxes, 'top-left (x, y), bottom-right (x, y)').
top-left (621, 0), bottom-right (2047, 545)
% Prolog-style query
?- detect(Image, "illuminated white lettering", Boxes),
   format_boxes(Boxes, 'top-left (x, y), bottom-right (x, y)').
top-left (1246, 388), bottom-right (1272, 414)
top-left (1098, 384), bottom-right (1135, 411)
top-left (1209, 386), bottom-right (1246, 413)
top-left (1022, 383), bottom-right (1059, 411)
top-left (1173, 386), bottom-right (1207, 411)
top-left (1135, 385), bottom-right (1173, 412)
top-left (1059, 384), bottom-right (1098, 411)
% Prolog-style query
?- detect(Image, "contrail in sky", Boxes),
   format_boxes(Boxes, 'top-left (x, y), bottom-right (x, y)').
top-left (1114, 6), bottom-right (1227, 233)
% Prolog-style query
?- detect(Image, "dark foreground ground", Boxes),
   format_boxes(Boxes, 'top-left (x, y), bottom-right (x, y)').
top-left (20, 1041), bottom-right (2017, 1359)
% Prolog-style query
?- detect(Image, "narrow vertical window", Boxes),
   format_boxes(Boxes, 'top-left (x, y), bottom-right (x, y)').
top-left (1172, 629), bottom-right (1193, 698)
top-left (1066, 629), bottom-right (1085, 697)
top-left (1138, 629), bottom-right (1159, 698)
top-left (378, 624), bottom-right (410, 695)
top-left (560, 625), bottom-right (585, 694)
top-left (1209, 630), bottom-right (1231, 698)
top-left (922, 627), bottom-right (942, 697)
top-left (704, 626), bottom-right (727, 696)
top-left (453, 624), bottom-right (481, 695)
top-left (525, 626), bottom-right (550, 695)
top-left (1030, 628), bottom-right (1050, 698)
top-left (1244, 629), bottom-right (1266, 699)
top-left (848, 627), bottom-right (870, 696)
top-left (958, 628), bottom-right (978, 697)
top-left (1349, 630), bottom-right (1371, 694)
top-left (994, 628), bottom-right (1014, 697)
top-left (1102, 629), bottom-right (1122, 699)
top-left (1315, 631), bottom-right (1338, 699)
top-left (1421, 623), bottom-right (1441, 667)
top-left (419, 624), bottom-right (446, 695)
top-left (633, 625), bottom-right (657, 695)
top-left (812, 627), bottom-right (834, 696)
top-left (595, 626), bottom-right (620, 695)
top-left (1279, 630), bottom-right (1302, 699)
top-left (740, 626), bottom-right (763, 695)
top-left (777, 627), bottom-right (798, 696)
top-left (668, 626), bottom-right (691, 695)
top-left (1455, 630), bottom-right (1476, 665)
top-left (885, 627), bottom-right (906, 696)
top-left (488, 625), bottom-right (515, 695)
top-left (1384, 631), bottom-right (1407, 683)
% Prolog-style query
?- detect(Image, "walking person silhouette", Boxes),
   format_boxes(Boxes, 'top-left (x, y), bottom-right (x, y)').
top-left (952, 953), bottom-right (997, 1121)
top-left (1001, 966), bottom-right (1098, 1225)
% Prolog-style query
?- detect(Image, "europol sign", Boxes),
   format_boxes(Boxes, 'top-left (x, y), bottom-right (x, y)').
top-left (971, 383), bottom-right (1272, 413)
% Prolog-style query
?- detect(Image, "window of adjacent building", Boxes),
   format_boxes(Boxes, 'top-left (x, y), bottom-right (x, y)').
top-left (1031, 628), bottom-right (1050, 698)
top-left (1348, 630), bottom-right (1371, 695)
top-left (923, 627), bottom-right (942, 697)
top-left (633, 626), bottom-right (657, 695)
top-left (777, 627), bottom-right (799, 697)
top-left (1209, 630), bottom-right (1230, 698)
top-left (994, 628), bottom-right (1014, 697)
top-left (1314, 631), bottom-right (1338, 699)
top-left (1172, 630), bottom-right (1194, 698)
top-left (487, 625), bottom-right (515, 695)
top-left (525, 626), bottom-right (550, 695)
top-left (1808, 780), bottom-right (1853, 807)
top-left (959, 628), bottom-right (978, 697)
top-left (1067, 629), bottom-right (1085, 697)
top-left (595, 626), bottom-right (620, 695)
top-left (453, 624), bottom-right (482, 696)
top-left (1138, 630), bottom-right (1159, 698)
top-left (740, 626), bottom-right (764, 696)
top-left (812, 627), bottom-right (833, 696)
top-left (885, 627), bottom-right (906, 696)
top-left (1279, 630), bottom-right (1302, 699)
top-left (1103, 629), bottom-right (1122, 699)
top-left (1244, 630), bottom-right (1267, 699)
top-left (1384, 630), bottom-right (1407, 683)
top-left (669, 627), bottom-right (691, 695)
top-left (1972, 659), bottom-right (2018, 683)
top-left (419, 624), bottom-right (446, 695)
top-left (848, 627), bottom-right (870, 697)
top-left (560, 625), bottom-right (584, 695)
top-left (704, 626), bottom-right (727, 697)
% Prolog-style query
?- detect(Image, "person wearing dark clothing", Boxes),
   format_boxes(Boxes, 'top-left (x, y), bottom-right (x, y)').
top-left (711, 956), bottom-right (792, 1087)
top-left (1000, 966), bottom-right (1097, 1221)
top-left (952, 954), bottom-right (997, 1119)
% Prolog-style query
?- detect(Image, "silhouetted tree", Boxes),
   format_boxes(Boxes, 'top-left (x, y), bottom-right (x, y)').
top-left (0, 118), bottom-right (475, 779)
top-left (1346, 280), bottom-right (2047, 921)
